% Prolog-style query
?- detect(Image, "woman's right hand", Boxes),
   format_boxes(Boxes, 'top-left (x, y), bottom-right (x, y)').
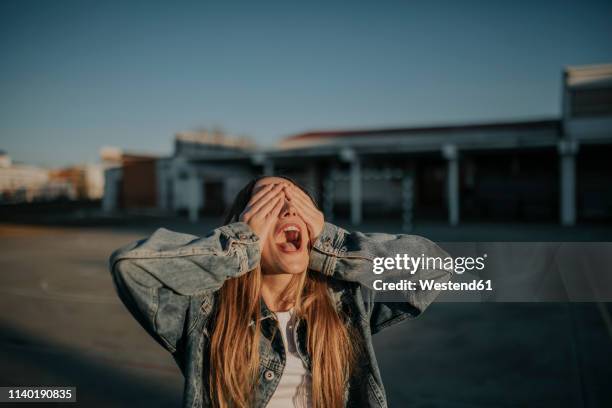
top-left (239, 183), bottom-right (286, 249)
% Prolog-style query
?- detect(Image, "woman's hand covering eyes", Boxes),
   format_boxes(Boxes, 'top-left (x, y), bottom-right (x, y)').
top-left (239, 183), bottom-right (285, 248)
top-left (285, 185), bottom-right (324, 245)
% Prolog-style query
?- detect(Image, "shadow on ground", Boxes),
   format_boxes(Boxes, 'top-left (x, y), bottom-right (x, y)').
top-left (0, 321), bottom-right (182, 408)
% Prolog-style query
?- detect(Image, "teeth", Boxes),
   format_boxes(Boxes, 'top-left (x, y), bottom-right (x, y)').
top-left (283, 226), bottom-right (299, 232)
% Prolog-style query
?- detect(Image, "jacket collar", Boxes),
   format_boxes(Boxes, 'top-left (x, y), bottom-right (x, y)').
top-left (248, 298), bottom-right (276, 327)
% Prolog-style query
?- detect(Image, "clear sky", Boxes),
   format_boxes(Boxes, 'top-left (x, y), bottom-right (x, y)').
top-left (1, 0), bottom-right (611, 167)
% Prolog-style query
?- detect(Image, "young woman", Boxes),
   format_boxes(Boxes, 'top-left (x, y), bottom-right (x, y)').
top-left (109, 176), bottom-right (452, 408)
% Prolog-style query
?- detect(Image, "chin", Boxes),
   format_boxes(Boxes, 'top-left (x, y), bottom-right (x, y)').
top-left (261, 252), bottom-right (309, 275)
top-left (281, 264), bottom-right (308, 275)
top-left (270, 257), bottom-right (309, 275)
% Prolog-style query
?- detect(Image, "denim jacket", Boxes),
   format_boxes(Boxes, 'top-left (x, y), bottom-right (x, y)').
top-left (109, 222), bottom-right (452, 407)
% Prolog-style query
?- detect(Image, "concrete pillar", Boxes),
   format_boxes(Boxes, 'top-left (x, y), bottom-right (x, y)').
top-left (156, 160), bottom-right (169, 211)
top-left (304, 165), bottom-right (318, 200)
top-left (442, 144), bottom-right (460, 226)
top-left (251, 153), bottom-right (274, 176)
top-left (171, 157), bottom-right (188, 213)
top-left (558, 139), bottom-right (579, 226)
top-left (349, 157), bottom-right (362, 225)
top-left (187, 174), bottom-right (201, 223)
top-left (402, 171), bottom-right (414, 232)
top-left (263, 160), bottom-right (274, 176)
top-left (102, 167), bottom-right (122, 213)
top-left (322, 167), bottom-right (336, 222)
top-left (339, 148), bottom-right (362, 225)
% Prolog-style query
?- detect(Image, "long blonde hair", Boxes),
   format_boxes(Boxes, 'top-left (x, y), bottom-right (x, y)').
top-left (209, 176), bottom-right (357, 408)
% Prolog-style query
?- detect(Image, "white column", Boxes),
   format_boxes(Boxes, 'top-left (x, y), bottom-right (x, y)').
top-left (558, 139), bottom-right (579, 226)
top-left (442, 144), bottom-right (459, 226)
top-left (322, 167), bottom-right (336, 221)
top-left (340, 148), bottom-right (362, 225)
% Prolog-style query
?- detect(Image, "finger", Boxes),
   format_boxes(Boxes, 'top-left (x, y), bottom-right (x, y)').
top-left (255, 193), bottom-right (284, 218)
top-left (288, 193), bottom-right (322, 240)
top-left (288, 189), bottom-right (319, 217)
top-left (289, 194), bottom-right (312, 218)
top-left (287, 196), bottom-right (318, 240)
top-left (287, 185), bottom-right (316, 207)
top-left (287, 193), bottom-right (314, 221)
top-left (269, 194), bottom-right (285, 219)
top-left (247, 183), bottom-right (274, 206)
top-left (248, 184), bottom-right (284, 214)
top-left (285, 186), bottom-right (315, 211)
top-left (299, 215), bottom-right (316, 245)
top-left (256, 196), bottom-right (285, 241)
top-left (247, 183), bottom-right (280, 209)
top-left (241, 191), bottom-right (280, 220)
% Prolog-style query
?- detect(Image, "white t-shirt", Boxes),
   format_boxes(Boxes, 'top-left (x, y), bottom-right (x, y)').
top-left (266, 310), bottom-right (312, 408)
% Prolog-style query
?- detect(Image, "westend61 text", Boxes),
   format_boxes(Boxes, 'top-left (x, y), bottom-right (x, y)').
top-left (373, 279), bottom-right (493, 292)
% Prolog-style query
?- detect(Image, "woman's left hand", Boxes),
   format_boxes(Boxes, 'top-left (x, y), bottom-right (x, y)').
top-left (285, 185), bottom-right (324, 244)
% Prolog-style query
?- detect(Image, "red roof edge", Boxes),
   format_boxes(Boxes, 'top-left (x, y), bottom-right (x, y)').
top-left (284, 118), bottom-right (561, 141)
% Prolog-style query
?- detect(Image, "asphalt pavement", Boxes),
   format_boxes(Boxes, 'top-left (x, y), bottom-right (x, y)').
top-left (0, 218), bottom-right (611, 407)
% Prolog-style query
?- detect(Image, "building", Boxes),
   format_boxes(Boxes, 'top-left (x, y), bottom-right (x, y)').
top-left (0, 148), bottom-right (107, 204)
top-left (0, 151), bottom-right (51, 203)
top-left (0, 151), bottom-right (90, 203)
top-left (102, 152), bottom-right (159, 213)
top-left (104, 63), bottom-right (612, 228)
top-left (102, 131), bottom-right (256, 219)
top-left (562, 64), bottom-right (612, 224)
top-left (48, 164), bottom-right (105, 201)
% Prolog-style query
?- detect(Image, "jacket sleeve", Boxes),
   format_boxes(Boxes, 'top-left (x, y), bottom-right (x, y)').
top-left (308, 222), bottom-right (453, 334)
top-left (108, 222), bottom-right (260, 353)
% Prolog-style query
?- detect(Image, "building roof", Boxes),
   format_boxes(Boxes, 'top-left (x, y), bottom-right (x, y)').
top-left (565, 63), bottom-right (612, 87)
top-left (283, 119), bottom-right (561, 143)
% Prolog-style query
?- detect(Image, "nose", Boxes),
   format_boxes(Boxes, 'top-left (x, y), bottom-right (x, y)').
top-left (280, 198), bottom-right (298, 218)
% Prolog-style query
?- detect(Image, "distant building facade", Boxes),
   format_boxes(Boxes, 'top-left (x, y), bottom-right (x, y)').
top-left (0, 150), bottom-right (106, 204)
top-left (101, 152), bottom-right (158, 213)
top-left (102, 131), bottom-right (255, 219)
top-left (48, 164), bottom-right (105, 201)
top-left (0, 151), bottom-right (52, 203)
top-left (104, 64), bottom-right (612, 227)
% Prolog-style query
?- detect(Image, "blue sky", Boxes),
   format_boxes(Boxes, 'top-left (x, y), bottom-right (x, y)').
top-left (1, 0), bottom-right (611, 167)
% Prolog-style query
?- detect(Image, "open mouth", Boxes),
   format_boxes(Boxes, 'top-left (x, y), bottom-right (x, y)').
top-left (276, 223), bottom-right (303, 253)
